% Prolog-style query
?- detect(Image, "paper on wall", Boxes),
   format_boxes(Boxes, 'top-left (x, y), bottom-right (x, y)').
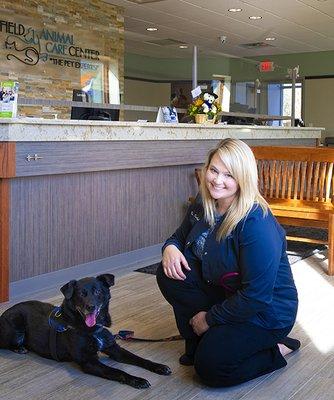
top-left (0, 81), bottom-right (19, 118)
top-left (191, 86), bottom-right (202, 99)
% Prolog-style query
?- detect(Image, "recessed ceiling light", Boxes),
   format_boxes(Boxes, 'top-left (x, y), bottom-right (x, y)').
top-left (265, 37), bottom-right (276, 41)
top-left (228, 8), bottom-right (242, 12)
top-left (146, 27), bottom-right (158, 31)
top-left (179, 45), bottom-right (188, 49)
top-left (249, 16), bottom-right (262, 20)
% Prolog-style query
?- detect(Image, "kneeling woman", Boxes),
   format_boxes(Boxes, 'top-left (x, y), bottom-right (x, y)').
top-left (157, 138), bottom-right (299, 387)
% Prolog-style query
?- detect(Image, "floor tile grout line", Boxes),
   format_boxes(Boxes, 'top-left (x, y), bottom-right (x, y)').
top-left (287, 351), bottom-right (334, 400)
top-left (238, 373), bottom-right (276, 399)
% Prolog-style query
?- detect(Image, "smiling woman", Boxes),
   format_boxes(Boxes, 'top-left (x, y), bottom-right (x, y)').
top-left (157, 138), bottom-right (300, 387)
top-left (205, 154), bottom-right (239, 215)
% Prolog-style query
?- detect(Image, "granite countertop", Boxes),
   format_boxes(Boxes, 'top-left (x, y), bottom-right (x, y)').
top-left (0, 118), bottom-right (324, 142)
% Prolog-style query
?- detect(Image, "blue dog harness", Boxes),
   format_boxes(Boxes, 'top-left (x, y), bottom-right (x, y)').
top-left (48, 306), bottom-right (69, 361)
top-left (48, 306), bottom-right (105, 361)
top-left (48, 306), bottom-right (68, 333)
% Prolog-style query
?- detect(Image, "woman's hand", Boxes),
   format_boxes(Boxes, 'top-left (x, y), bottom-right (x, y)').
top-left (190, 311), bottom-right (209, 336)
top-left (162, 245), bottom-right (190, 280)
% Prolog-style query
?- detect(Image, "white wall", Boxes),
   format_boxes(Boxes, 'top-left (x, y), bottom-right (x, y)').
top-left (305, 78), bottom-right (334, 140)
top-left (124, 79), bottom-right (171, 121)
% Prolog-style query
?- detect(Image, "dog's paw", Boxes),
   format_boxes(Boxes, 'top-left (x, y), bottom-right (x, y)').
top-left (127, 376), bottom-right (151, 389)
top-left (152, 364), bottom-right (172, 375)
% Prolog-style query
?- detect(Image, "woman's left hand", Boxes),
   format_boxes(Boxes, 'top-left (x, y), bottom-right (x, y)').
top-left (189, 311), bottom-right (209, 336)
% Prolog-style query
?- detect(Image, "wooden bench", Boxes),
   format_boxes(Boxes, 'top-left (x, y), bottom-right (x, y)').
top-left (192, 146), bottom-right (334, 275)
top-left (251, 146), bottom-right (334, 275)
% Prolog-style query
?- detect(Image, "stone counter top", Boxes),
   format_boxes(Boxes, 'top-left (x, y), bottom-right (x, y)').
top-left (0, 118), bottom-right (324, 141)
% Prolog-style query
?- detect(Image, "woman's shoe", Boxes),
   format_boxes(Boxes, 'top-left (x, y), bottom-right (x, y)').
top-left (279, 337), bottom-right (301, 352)
top-left (179, 338), bottom-right (198, 366)
top-left (179, 353), bottom-right (194, 366)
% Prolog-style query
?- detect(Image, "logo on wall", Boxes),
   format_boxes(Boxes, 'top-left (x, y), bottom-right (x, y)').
top-left (5, 34), bottom-right (40, 65)
top-left (1, 19), bottom-right (100, 69)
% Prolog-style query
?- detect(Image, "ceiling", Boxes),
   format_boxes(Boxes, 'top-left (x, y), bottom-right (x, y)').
top-left (104, 0), bottom-right (334, 59)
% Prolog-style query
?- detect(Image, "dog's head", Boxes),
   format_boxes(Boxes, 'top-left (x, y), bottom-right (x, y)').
top-left (60, 274), bottom-right (114, 328)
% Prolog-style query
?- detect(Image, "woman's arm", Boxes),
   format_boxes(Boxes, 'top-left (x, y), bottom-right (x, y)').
top-left (162, 203), bottom-right (199, 253)
top-left (161, 203), bottom-right (201, 280)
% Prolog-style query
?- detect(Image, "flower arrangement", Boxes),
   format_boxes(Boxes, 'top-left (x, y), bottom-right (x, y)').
top-left (188, 92), bottom-right (221, 121)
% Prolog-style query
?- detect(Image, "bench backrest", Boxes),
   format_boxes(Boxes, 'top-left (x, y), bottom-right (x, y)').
top-left (251, 146), bottom-right (334, 203)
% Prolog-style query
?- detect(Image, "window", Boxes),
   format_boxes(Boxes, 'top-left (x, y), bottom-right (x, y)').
top-left (268, 82), bottom-right (302, 126)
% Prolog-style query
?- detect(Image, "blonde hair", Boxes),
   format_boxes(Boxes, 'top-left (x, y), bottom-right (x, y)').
top-left (199, 138), bottom-right (268, 240)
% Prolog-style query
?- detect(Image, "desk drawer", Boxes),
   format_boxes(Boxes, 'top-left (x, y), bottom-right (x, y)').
top-left (15, 141), bottom-right (213, 177)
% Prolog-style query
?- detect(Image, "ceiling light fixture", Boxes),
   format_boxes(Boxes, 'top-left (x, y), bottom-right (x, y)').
top-left (228, 8), bottom-right (242, 12)
top-left (249, 16), bottom-right (262, 20)
top-left (179, 45), bottom-right (188, 49)
top-left (265, 37), bottom-right (276, 41)
top-left (146, 27), bottom-right (158, 31)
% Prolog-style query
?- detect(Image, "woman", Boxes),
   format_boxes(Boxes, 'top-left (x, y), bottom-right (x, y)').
top-left (156, 138), bottom-right (299, 387)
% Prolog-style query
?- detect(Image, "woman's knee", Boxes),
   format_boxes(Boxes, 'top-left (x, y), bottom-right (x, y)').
top-left (194, 348), bottom-right (220, 385)
top-left (155, 262), bottom-right (164, 285)
top-left (156, 262), bottom-right (181, 303)
top-left (194, 356), bottom-right (237, 387)
top-left (194, 333), bottom-right (237, 387)
top-left (156, 261), bottom-right (194, 291)
top-left (156, 262), bottom-right (170, 294)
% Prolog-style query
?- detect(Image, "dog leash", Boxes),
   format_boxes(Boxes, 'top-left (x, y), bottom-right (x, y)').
top-left (115, 330), bottom-right (183, 342)
top-left (49, 306), bottom-right (182, 347)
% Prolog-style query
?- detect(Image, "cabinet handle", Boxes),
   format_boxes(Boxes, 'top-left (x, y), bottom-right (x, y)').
top-left (26, 154), bottom-right (43, 161)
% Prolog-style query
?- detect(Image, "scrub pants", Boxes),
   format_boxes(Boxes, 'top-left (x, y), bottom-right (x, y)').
top-left (156, 261), bottom-right (292, 387)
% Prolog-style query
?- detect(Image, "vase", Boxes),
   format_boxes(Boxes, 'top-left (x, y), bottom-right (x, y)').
top-left (195, 114), bottom-right (207, 124)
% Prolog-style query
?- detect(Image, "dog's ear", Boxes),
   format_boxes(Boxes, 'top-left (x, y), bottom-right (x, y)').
top-left (97, 274), bottom-right (115, 288)
top-left (60, 280), bottom-right (77, 299)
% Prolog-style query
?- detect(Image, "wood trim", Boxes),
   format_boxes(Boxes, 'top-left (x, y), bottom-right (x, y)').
top-left (252, 146), bottom-right (334, 163)
top-left (328, 213), bottom-right (334, 275)
top-left (0, 143), bottom-right (16, 178)
top-left (285, 236), bottom-right (327, 245)
top-left (0, 179), bottom-right (10, 301)
top-left (275, 216), bottom-right (328, 229)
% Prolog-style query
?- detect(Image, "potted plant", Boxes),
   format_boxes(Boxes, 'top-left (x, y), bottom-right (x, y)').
top-left (187, 92), bottom-right (221, 124)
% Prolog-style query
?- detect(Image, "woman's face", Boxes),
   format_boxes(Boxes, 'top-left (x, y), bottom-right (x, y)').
top-left (205, 152), bottom-right (239, 208)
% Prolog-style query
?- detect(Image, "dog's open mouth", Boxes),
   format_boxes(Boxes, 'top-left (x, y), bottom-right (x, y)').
top-left (76, 306), bottom-right (101, 327)
top-left (85, 311), bottom-right (98, 327)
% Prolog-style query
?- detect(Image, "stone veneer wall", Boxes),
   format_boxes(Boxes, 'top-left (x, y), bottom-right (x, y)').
top-left (0, 0), bottom-right (124, 119)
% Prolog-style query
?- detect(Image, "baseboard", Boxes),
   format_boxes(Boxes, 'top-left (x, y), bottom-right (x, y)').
top-left (10, 244), bottom-right (162, 300)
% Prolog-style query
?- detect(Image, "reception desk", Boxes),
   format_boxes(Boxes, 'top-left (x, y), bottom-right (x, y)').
top-left (0, 119), bottom-right (323, 301)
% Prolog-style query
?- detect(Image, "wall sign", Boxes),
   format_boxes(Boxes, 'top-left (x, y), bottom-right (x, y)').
top-left (0, 19), bottom-right (100, 68)
top-left (259, 61), bottom-right (275, 72)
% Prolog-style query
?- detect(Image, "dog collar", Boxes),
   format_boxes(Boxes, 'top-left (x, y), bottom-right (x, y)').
top-left (48, 306), bottom-right (69, 333)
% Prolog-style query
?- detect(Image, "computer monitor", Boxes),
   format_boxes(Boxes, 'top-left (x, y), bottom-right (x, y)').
top-left (70, 89), bottom-right (119, 121)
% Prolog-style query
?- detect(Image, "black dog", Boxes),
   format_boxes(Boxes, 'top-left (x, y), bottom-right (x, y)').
top-left (0, 274), bottom-right (171, 388)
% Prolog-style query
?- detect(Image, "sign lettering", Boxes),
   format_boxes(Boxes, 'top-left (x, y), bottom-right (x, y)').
top-left (0, 19), bottom-right (100, 68)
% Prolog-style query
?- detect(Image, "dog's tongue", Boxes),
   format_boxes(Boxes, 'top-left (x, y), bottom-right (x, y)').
top-left (85, 312), bottom-right (97, 327)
